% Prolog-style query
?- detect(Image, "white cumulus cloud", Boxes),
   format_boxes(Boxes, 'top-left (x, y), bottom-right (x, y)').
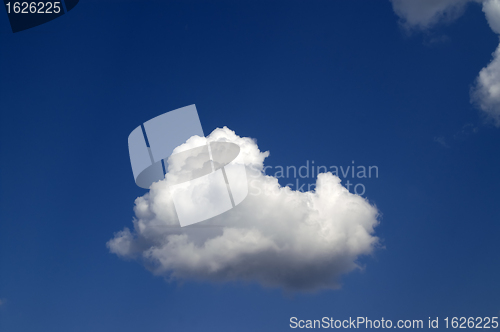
top-left (471, 0), bottom-right (500, 125)
top-left (483, 0), bottom-right (500, 34)
top-left (108, 127), bottom-right (380, 292)
top-left (471, 43), bottom-right (500, 125)
top-left (391, 0), bottom-right (471, 30)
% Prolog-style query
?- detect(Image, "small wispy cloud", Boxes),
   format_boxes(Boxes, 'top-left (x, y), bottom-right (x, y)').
top-left (454, 123), bottom-right (479, 140)
top-left (434, 136), bottom-right (450, 148)
top-left (434, 123), bottom-right (478, 148)
top-left (391, 0), bottom-right (470, 31)
top-left (423, 34), bottom-right (451, 47)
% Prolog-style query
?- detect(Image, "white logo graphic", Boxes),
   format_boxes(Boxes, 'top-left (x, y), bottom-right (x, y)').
top-left (127, 105), bottom-right (248, 226)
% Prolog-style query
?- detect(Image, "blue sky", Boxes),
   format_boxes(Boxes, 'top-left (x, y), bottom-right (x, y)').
top-left (1, 1), bottom-right (499, 331)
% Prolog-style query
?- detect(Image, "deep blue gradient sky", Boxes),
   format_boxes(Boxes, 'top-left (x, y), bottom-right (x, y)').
top-left (1, 1), bottom-right (499, 331)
